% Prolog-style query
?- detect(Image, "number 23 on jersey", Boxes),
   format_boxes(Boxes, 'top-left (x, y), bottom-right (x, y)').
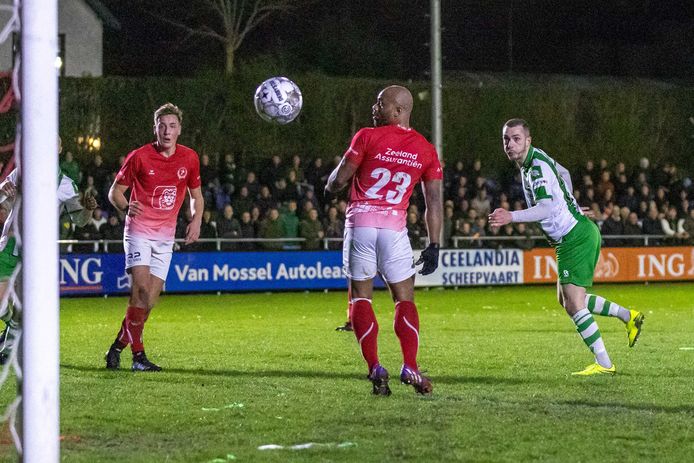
top-left (365, 167), bottom-right (412, 205)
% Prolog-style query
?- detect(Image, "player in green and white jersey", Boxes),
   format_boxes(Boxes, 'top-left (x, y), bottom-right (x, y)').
top-left (0, 141), bottom-right (98, 365)
top-left (489, 119), bottom-right (644, 376)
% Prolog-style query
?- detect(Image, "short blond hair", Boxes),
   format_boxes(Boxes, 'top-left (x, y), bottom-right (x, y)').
top-left (154, 103), bottom-right (183, 125)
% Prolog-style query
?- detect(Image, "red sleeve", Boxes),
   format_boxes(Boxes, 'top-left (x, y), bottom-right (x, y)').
top-left (187, 151), bottom-right (202, 189)
top-left (343, 128), bottom-right (370, 167)
top-left (422, 146), bottom-right (443, 182)
top-left (115, 150), bottom-right (137, 187)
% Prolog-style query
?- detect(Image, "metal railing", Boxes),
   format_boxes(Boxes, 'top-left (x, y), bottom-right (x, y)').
top-left (57, 233), bottom-right (683, 253)
top-left (449, 234), bottom-right (675, 248)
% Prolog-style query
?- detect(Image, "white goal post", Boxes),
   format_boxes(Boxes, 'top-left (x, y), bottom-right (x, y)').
top-left (21, 0), bottom-right (60, 461)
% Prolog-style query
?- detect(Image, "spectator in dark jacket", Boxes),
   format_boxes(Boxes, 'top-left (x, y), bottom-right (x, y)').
top-left (243, 171), bottom-right (261, 198)
top-left (216, 204), bottom-right (241, 251)
top-left (196, 210), bottom-right (218, 251)
top-left (641, 207), bottom-right (664, 245)
top-left (254, 185), bottom-right (276, 217)
top-left (232, 186), bottom-right (253, 217)
top-left (618, 185), bottom-right (639, 214)
top-left (622, 212), bottom-right (643, 246)
top-left (601, 206), bottom-right (624, 247)
top-left (239, 211), bottom-right (256, 251)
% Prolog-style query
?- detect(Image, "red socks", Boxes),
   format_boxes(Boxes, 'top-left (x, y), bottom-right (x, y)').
top-left (351, 299), bottom-right (379, 371)
top-left (394, 301), bottom-right (420, 370)
top-left (351, 298), bottom-right (421, 372)
top-left (115, 306), bottom-right (147, 353)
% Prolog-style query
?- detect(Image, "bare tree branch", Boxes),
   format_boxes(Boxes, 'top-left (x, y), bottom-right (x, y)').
top-left (144, 9), bottom-right (227, 43)
top-left (146, 0), bottom-right (306, 74)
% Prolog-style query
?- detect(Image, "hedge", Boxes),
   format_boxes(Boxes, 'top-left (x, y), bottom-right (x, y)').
top-left (3, 71), bottom-right (692, 175)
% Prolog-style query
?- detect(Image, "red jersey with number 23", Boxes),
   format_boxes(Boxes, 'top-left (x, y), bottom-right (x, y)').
top-left (116, 143), bottom-right (201, 241)
top-left (344, 124), bottom-right (442, 231)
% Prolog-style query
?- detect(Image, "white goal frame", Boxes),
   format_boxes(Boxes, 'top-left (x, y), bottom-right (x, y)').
top-left (21, 0), bottom-right (60, 461)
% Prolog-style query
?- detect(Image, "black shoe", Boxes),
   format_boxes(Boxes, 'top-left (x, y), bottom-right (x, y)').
top-left (132, 352), bottom-right (162, 372)
top-left (105, 344), bottom-right (122, 370)
top-left (335, 321), bottom-right (353, 332)
top-left (0, 352), bottom-right (7, 366)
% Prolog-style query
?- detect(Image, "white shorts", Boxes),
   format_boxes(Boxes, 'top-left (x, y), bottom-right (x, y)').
top-left (343, 227), bottom-right (415, 284)
top-left (124, 235), bottom-right (174, 281)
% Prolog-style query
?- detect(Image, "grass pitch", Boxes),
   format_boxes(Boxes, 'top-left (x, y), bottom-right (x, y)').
top-left (2, 283), bottom-right (694, 462)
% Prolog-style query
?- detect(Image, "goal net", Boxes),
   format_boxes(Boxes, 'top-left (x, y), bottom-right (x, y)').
top-left (0, 0), bottom-right (22, 454)
top-left (0, 0), bottom-right (61, 461)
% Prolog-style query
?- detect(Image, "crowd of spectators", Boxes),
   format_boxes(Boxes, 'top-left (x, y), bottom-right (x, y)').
top-left (57, 150), bottom-right (694, 253)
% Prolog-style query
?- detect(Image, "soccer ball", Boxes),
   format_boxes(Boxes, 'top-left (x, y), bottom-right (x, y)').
top-left (253, 77), bottom-right (303, 125)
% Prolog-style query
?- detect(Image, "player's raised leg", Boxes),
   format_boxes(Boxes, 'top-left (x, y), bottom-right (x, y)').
top-left (586, 293), bottom-right (644, 347)
top-left (561, 283), bottom-right (615, 376)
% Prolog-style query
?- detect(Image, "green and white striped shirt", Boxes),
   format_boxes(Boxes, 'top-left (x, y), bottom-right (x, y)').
top-left (514, 146), bottom-right (582, 243)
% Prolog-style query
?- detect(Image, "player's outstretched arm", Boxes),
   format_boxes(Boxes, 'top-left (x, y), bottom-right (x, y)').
top-left (325, 157), bottom-right (358, 193)
top-left (489, 200), bottom-right (552, 227)
top-left (488, 208), bottom-right (513, 227)
top-left (185, 187), bottom-right (204, 244)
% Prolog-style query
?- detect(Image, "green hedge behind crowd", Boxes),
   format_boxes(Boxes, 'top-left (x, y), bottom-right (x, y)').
top-left (4, 71), bottom-right (694, 174)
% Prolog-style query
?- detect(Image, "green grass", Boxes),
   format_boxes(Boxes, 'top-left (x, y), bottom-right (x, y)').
top-left (2, 283), bottom-right (694, 462)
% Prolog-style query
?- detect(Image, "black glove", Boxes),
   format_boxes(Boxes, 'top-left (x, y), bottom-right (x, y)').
top-left (415, 243), bottom-right (440, 275)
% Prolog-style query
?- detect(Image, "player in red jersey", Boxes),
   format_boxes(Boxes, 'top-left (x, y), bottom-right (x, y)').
top-left (104, 103), bottom-right (203, 371)
top-left (326, 85), bottom-right (443, 395)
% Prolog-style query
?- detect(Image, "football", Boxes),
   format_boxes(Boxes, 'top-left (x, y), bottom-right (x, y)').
top-left (253, 77), bottom-right (303, 125)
